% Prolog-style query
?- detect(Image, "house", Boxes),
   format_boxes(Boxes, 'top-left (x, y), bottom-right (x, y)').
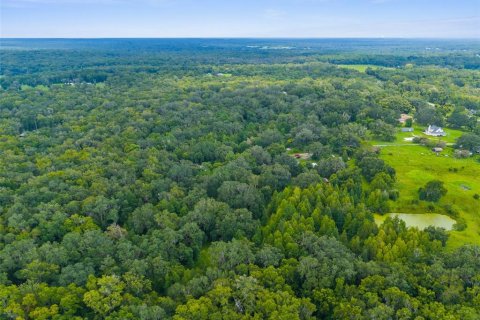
top-left (293, 153), bottom-right (312, 160)
top-left (398, 114), bottom-right (413, 124)
top-left (401, 128), bottom-right (414, 132)
top-left (424, 125), bottom-right (446, 137)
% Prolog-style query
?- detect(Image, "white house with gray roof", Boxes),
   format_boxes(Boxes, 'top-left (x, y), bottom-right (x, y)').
top-left (424, 125), bottom-right (446, 137)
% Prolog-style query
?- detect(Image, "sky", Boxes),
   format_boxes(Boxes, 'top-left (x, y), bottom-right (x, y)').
top-left (1, 0), bottom-right (479, 38)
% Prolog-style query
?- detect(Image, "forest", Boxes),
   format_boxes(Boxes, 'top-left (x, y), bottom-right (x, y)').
top-left (0, 39), bottom-right (479, 319)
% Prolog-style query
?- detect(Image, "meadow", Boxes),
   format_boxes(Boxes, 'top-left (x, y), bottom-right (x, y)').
top-left (336, 64), bottom-right (392, 72)
top-left (371, 124), bottom-right (465, 146)
top-left (378, 143), bottom-right (480, 249)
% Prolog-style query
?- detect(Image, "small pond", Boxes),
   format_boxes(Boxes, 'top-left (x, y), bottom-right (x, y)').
top-left (374, 213), bottom-right (456, 230)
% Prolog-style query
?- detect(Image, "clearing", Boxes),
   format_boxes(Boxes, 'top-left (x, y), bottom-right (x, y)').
top-left (336, 64), bottom-right (394, 72)
top-left (377, 144), bottom-right (480, 249)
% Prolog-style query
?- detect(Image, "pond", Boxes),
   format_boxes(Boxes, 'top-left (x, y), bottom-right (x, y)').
top-left (374, 213), bottom-right (456, 230)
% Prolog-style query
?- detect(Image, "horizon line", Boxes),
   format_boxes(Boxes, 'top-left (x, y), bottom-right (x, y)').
top-left (2, 36), bottom-right (479, 40)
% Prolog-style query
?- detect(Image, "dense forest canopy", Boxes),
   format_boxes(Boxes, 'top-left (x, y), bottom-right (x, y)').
top-left (0, 39), bottom-right (479, 319)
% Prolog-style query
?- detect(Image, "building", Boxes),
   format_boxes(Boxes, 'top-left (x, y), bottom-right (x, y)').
top-left (424, 125), bottom-right (446, 137)
top-left (398, 114), bottom-right (413, 124)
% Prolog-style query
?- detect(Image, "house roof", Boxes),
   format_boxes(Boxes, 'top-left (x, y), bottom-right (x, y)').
top-left (427, 125), bottom-right (444, 133)
top-left (398, 114), bottom-right (412, 123)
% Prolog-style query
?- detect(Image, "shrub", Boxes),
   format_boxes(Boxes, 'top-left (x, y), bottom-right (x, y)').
top-left (413, 137), bottom-right (429, 145)
top-left (435, 141), bottom-right (446, 148)
top-left (424, 226), bottom-right (449, 246)
top-left (418, 180), bottom-right (447, 202)
top-left (442, 204), bottom-right (459, 218)
top-left (454, 150), bottom-right (471, 158)
top-left (453, 218), bottom-right (467, 231)
top-left (388, 189), bottom-right (399, 201)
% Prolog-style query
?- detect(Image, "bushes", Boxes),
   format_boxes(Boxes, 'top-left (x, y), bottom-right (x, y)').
top-left (442, 204), bottom-right (459, 218)
top-left (413, 136), bottom-right (446, 148)
top-left (453, 218), bottom-right (467, 231)
top-left (454, 149), bottom-right (471, 158)
top-left (418, 180), bottom-right (447, 202)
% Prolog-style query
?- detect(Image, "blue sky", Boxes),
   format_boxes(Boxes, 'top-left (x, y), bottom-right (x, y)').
top-left (1, 0), bottom-right (479, 38)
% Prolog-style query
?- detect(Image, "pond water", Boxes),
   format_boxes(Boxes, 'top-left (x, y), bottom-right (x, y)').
top-left (374, 213), bottom-right (456, 230)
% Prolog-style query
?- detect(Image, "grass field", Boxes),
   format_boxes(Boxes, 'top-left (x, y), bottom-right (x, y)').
top-left (378, 144), bottom-right (480, 249)
top-left (336, 64), bottom-right (394, 72)
top-left (371, 124), bottom-right (465, 146)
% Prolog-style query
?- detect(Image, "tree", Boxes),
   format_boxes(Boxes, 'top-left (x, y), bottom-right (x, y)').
top-left (358, 157), bottom-right (395, 182)
top-left (317, 157), bottom-right (346, 178)
top-left (82, 196), bottom-right (119, 228)
top-left (292, 171), bottom-right (322, 188)
top-left (418, 180), bottom-right (447, 202)
top-left (259, 164), bottom-right (291, 191)
top-left (456, 133), bottom-right (480, 152)
top-left (128, 203), bottom-right (157, 234)
top-left (83, 275), bottom-right (125, 317)
top-left (447, 110), bottom-right (472, 129)
top-left (424, 226), bottom-right (449, 246)
top-left (405, 118), bottom-right (413, 127)
top-left (18, 260), bottom-right (59, 283)
top-left (368, 120), bottom-right (396, 142)
top-left (217, 181), bottom-right (264, 218)
top-left (308, 142), bottom-right (332, 160)
top-left (415, 107), bottom-right (444, 126)
top-left (185, 198), bottom-right (230, 240)
top-left (216, 208), bottom-right (259, 241)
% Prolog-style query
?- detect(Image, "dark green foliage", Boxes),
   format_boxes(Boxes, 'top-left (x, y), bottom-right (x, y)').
top-left (424, 226), bottom-right (449, 246)
top-left (369, 120), bottom-right (396, 142)
top-left (317, 157), bottom-right (346, 178)
top-left (415, 106), bottom-right (444, 126)
top-left (418, 180), bottom-right (448, 202)
top-left (358, 156), bottom-right (396, 182)
top-left (0, 40), bottom-right (479, 319)
top-left (217, 181), bottom-right (264, 218)
top-left (405, 118), bottom-right (413, 127)
top-left (456, 133), bottom-right (480, 152)
top-left (447, 109), bottom-right (474, 129)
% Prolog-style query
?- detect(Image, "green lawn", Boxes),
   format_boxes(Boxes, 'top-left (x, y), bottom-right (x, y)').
top-left (371, 125), bottom-right (465, 146)
top-left (378, 144), bottom-right (480, 249)
top-left (411, 124), bottom-right (464, 144)
top-left (20, 84), bottom-right (49, 91)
